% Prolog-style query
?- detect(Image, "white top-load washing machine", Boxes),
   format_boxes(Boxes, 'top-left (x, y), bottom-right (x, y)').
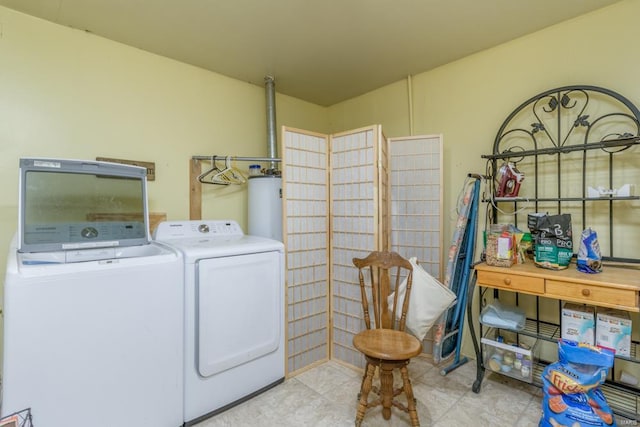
top-left (2, 158), bottom-right (184, 427)
top-left (154, 220), bottom-right (285, 426)
top-left (3, 240), bottom-right (184, 427)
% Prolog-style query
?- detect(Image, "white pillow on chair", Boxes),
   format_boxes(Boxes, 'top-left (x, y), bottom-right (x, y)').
top-left (388, 257), bottom-right (457, 341)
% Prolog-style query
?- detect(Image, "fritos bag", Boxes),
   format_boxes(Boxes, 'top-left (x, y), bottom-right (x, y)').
top-left (540, 340), bottom-right (616, 427)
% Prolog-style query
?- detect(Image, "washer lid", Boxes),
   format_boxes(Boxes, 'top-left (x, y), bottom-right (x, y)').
top-left (18, 158), bottom-right (150, 253)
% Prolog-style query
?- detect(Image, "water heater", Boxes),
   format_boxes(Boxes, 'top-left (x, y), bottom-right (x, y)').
top-left (248, 175), bottom-right (282, 241)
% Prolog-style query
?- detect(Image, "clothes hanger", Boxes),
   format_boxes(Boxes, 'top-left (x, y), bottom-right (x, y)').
top-left (211, 156), bottom-right (246, 185)
top-left (197, 156), bottom-right (227, 185)
top-left (197, 156), bottom-right (217, 183)
top-left (228, 157), bottom-right (247, 184)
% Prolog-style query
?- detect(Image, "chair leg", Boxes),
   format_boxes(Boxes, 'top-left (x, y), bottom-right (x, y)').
top-left (357, 362), bottom-right (369, 401)
top-left (379, 364), bottom-right (394, 420)
top-left (355, 363), bottom-right (375, 426)
top-left (400, 365), bottom-right (420, 427)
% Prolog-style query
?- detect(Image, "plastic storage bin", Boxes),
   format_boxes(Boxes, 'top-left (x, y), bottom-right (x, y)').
top-left (481, 328), bottom-right (537, 383)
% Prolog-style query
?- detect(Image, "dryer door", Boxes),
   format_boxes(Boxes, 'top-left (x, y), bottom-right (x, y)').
top-left (196, 250), bottom-right (282, 377)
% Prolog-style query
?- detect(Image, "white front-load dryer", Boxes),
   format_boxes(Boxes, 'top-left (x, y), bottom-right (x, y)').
top-left (154, 220), bottom-right (285, 426)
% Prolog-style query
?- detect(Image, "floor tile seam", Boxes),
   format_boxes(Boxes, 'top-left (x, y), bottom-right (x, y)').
top-left (437, 396), bottom-right (527, 427)
top-left (413, 372), bottom-right (473, 393)
top-left (480, 380), bottom-right (539, 404)
top-left (264, 385), bottom-right (336, 422)
top-left (295, 364), bottom-right (362, 381)
top-left (296, 377), bottom-right (363, 396)
top-left (455, 387), bottom-right (536, 425)
top-left (459, 387), bottom-right (536, 413)
top-left (306, 377), bottom-right (356, 403)
top-left (426, 386), bottom-right (469, 426)
top-left (505, 394), bottom-right (538, 426)
top-left (287, 387), bottom-right (359, 425)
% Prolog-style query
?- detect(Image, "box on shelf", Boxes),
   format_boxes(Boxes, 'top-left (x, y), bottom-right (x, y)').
top-left (561, 303), bottom-right (595, 345)
top-left (596, 308), bottom-right (632, 357)
top-left (481, 329), bottom-right (538, 383)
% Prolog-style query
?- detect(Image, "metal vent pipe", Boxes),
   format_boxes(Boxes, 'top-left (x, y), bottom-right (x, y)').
top-left (265, 75), bottom-right (278, 172)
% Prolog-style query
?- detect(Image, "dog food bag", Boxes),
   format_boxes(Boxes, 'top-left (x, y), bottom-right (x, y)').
top-left (577, 228), bottom-right (603, 274)
top-left (533, 214), bottom-right (573, 270)
top-left (540, 340), bottom-right (616, 427)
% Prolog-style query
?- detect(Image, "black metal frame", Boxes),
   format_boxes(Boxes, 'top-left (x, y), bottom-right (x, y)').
top-left (482, 85), bottom-right (640, 263)
top-left (468, 85), bottom-right (640, 419)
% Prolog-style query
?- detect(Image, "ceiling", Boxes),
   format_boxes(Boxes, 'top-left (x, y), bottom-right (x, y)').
top-left (0, 0), bottom-right (622, 106)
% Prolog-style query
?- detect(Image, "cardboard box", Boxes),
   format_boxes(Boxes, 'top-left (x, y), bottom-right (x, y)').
top-left (561, 303), bottom-right (595, 345)
top-left (596, 309), bottom-right (632, 357)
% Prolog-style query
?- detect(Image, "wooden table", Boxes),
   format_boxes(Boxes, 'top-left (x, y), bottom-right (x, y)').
top-left (467, 261), bottom-right (640, 418)
top-left (475, 262), bottom-right (640, 312)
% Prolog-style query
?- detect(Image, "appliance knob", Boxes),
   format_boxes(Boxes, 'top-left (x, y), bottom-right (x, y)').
top-left (198, 224), bottom-right (210, 233)
top-left (81, 227), bottom-right (99, 238)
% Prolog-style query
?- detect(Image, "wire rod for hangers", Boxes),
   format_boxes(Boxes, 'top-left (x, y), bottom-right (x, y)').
top-left (192, 155), bottom-right (281, 162)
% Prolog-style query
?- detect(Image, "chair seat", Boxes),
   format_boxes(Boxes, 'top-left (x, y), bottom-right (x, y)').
top-left (353, 329), bottom-right (422, 360)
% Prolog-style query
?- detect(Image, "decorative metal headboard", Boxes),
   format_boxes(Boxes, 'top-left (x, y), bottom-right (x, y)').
top-left (490, 85), bottom-right (640, 159)
top-left (482, 85), bottom-right (640, 263)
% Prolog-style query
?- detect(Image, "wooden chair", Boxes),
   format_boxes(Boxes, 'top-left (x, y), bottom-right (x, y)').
top-left (352, 251), bottom-right (422, 427)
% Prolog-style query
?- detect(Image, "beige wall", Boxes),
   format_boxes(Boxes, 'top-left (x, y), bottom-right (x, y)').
top-left (328, 0), bottom-right (640, 358)
top-left (2, 0), bottom-right (639, 363)
top-left (0, 7), bottom-right (329, 279)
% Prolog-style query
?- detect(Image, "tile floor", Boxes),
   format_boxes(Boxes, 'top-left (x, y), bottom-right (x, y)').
top-left (193, 357), bottom-right (548, 426)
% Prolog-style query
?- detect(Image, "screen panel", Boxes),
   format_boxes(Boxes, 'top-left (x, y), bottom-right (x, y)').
top-left (389, 134), bottom-right (444, 355)
top-left (330, 126), bottom-right (380, 369)
top-left (282, 128), bottom-right (330, 375)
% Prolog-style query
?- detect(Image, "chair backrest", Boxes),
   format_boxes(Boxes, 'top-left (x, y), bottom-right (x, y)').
top-left (353, 251), bottom-right (413, 331)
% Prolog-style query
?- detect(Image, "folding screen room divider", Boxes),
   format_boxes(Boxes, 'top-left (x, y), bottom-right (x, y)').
top-left (282, 125), bottom-right (443, 376)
